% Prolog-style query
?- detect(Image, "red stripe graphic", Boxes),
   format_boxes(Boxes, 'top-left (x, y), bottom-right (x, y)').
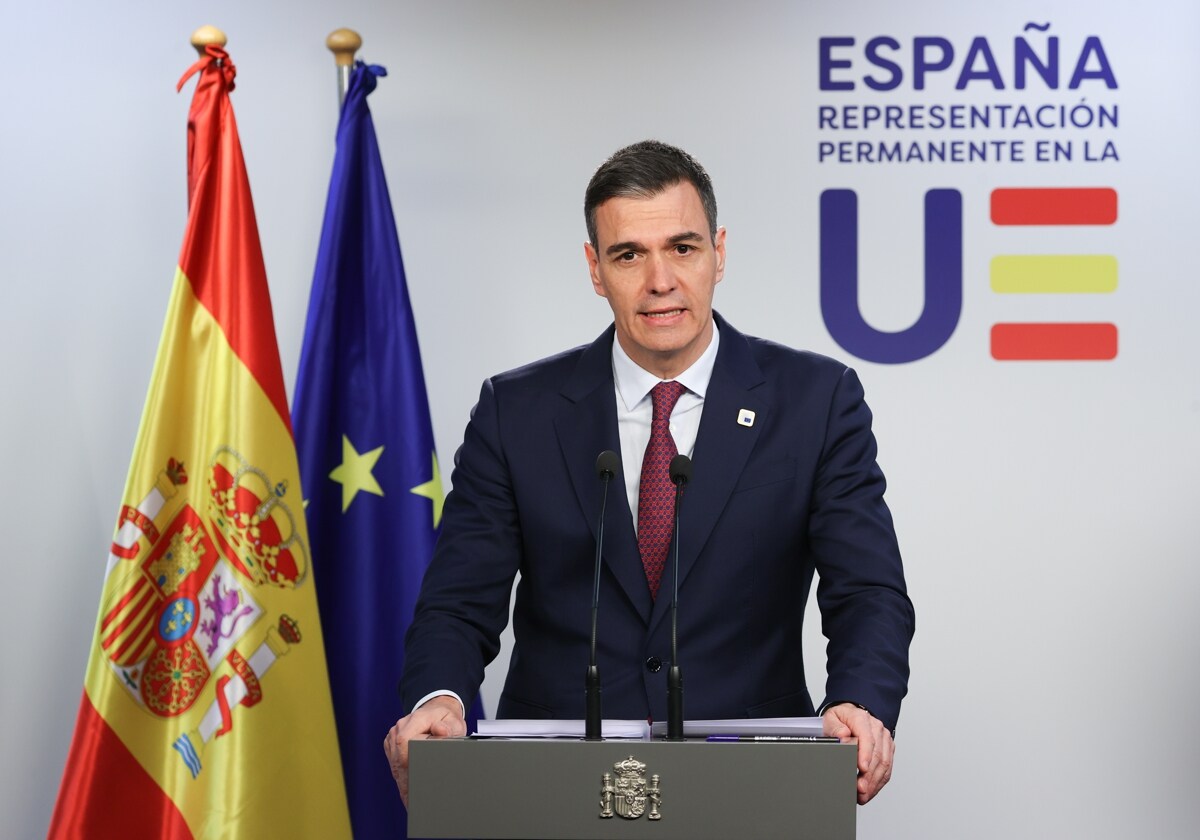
top-left (100, 578), bottom-right (149, 634)
top-left (991, 188), bottom-right (1117, 225)
top-left (101, 581), bottom-right (158, 664)
top-left (991, 323), bottom-right (1118, 360)
top-left (111, 618), bottom-right (156, 667)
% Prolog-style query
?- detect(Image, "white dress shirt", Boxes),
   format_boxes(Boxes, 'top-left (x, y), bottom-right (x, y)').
top-left (611, 322), bottom-right (720, 530)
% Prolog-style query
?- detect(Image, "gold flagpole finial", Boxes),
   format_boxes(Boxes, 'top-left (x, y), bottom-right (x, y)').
top-left (190, 25), bottom-right (227, 56)
top-left (326, 29), bottom-right (362, 107)
top-left (326, 28), bottom-right (362, 67)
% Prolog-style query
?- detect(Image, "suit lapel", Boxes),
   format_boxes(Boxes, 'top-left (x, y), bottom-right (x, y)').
top-left (649, 315), bottom-right (769, 633)
top-left (553, 326), bottom-right (653, 623)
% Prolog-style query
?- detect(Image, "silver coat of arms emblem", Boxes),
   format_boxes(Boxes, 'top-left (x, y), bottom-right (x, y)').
top-left (600, 756), bottom-right (662, 820)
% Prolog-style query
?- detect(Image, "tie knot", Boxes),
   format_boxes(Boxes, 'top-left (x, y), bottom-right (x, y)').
top-left (650, 380), bottom-right (686, 420)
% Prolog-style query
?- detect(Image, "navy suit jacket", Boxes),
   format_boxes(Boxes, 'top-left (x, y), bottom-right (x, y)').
top-left (401, 314), bottom-right (914, 731)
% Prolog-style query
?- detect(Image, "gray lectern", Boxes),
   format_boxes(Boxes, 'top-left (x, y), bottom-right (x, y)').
top-left (408, 738), bottom-right (857, 839)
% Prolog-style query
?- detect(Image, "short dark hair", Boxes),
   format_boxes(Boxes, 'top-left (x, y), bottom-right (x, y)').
top-left (584, 140), bottom-right (718, 249)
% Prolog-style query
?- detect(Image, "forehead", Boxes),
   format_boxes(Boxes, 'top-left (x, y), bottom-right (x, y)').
top-left (592, 181), bottom-right (707, 246)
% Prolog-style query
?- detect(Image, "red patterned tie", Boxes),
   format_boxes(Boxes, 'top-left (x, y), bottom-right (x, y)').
top-left (638, 380), bottom-right (686, 599)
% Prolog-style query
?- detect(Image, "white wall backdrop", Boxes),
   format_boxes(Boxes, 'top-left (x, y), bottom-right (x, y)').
top-left (4, 1), bottom-right (1198, 837)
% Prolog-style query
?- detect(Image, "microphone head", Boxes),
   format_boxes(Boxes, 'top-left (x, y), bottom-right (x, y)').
top-left (669, 454), bottom-right (692, 485)
top-left (595, 450), bottom-right (620, 481)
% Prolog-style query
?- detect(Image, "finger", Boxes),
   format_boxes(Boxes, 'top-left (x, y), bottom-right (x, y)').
top-left (427, 705), bottom-right (469, 737)
top-left (824, 719), bottom-right (852, 739)
top-left (857, 730), bottom-right (894, 804)
top-left (383, 724), bottom-right (401, 766)
top-left (855, 724), bottom-right (877, 775)
top-left (821, 708), bottom-right (854, 739)
top-left (383, 723), bottom-right (410, 775)
top-left (429, 717), bottom-right (468, 737)
top-left (387, 715), bottom-right (431, 773)
top-left (397, 760), bottom-right (410, 807)
top-left (858, 761), bottom-right (890, 803)
top-left (396, 731), bottom-right (431, 806)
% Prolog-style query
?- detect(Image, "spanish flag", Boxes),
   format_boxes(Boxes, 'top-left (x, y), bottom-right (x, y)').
top-left (48, 46), bottom-right (352, 839)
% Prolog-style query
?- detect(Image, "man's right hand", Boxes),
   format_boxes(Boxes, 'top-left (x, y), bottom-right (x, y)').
top-left (383, 695), bottom-right (467, 807)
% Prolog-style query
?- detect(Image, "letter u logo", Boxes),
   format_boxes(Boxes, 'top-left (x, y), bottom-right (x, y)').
top-left (819, 189), bottom-right (963, 363)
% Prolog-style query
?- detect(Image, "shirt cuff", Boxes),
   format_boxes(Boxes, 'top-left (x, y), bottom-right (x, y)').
top-left (413, 689), bottom-right (465, 720)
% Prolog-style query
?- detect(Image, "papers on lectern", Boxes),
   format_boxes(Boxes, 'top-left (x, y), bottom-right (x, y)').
top-left (472, 719), bottom-right (652, 740)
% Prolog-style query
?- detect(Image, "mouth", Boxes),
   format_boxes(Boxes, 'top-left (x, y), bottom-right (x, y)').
top-left (640, 308), bottom-right (685, 320)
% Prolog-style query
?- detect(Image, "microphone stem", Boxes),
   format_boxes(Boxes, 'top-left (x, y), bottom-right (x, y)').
top-left (585, 473), bottom-right (611, 741)
top-left (666, 478), bottom-right (686, 741)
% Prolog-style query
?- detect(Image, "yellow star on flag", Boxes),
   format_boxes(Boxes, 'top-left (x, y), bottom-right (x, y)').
top-left (410, 451), bottom-right (445, 529)
top-left (329, 435), bottom-right (385, 512)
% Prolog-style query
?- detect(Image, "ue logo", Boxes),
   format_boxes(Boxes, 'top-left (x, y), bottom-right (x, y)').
top-left (820, 187), bottom-right (1119, 364)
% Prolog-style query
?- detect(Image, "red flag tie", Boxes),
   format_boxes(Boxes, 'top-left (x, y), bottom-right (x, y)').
top-left (638, 380), bottom-right (687, 599)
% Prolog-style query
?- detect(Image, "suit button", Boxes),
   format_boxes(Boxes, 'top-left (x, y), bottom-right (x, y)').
top-left (645, 657), bottom-right (662, 673)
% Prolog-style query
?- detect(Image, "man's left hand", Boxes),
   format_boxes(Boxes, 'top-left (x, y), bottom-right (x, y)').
top-left (822, 703), bottom-right (894, 804)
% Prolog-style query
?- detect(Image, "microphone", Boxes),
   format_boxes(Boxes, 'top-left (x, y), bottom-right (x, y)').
top-left (666, 453), bottom-right (691, 741)
top-left (669, 453), bottom-right (692, 486)
top-left (586, 449), bottom-right (620, 740)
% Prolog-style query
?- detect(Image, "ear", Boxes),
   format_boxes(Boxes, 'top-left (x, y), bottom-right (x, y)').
top-left (713, 226), bottom-right (727, 284)
top-left (584, 241), bottom-right (607, 298)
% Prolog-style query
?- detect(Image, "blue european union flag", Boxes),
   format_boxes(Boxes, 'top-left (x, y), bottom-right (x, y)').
top-left (293, 61), bottom-right (481, 840)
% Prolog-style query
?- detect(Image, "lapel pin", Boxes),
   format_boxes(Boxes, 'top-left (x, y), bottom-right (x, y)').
top-left (737, 408), bottom-right (756, 427)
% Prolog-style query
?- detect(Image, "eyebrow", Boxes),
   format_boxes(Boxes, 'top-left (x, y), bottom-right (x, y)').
top-left (604, 230), bottom-right (706, 257)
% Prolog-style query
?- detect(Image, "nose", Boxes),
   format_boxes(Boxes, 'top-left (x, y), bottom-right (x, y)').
top-left (645, 253), bottom-right (677, 294)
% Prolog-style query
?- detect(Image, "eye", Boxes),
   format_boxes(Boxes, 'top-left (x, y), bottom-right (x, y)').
top-left (618, 251), bottom-right (638, 262)
top-left (674, 244), bottom-right (694, 255)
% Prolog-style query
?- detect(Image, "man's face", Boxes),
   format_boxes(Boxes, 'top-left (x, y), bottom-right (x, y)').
top-left (585, 181), bottom-right (726, 379)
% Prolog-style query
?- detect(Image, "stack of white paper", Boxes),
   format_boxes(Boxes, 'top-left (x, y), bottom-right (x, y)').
top-left (649, 717), bottom-right (825, 739)
top-left (473, 719), bottom-right (652, 740)
top-left (471, 717), bottom-right (825, 740)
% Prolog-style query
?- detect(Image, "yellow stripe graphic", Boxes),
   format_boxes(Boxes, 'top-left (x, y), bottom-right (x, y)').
top-left (990, 255), bottom-right (1118, 293)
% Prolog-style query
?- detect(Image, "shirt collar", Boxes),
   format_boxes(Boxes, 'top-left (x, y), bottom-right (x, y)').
top-left (612, 319), bottom-right (721, 411)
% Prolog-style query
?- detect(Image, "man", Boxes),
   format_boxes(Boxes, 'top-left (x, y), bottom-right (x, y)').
top-left (385, 140), bottom-right (914, 806)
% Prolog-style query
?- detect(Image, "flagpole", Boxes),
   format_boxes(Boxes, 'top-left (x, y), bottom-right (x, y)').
top-left (326, 28), bottom-right (362, 109)
top-left (190, 24), bottom-right (227, 55)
